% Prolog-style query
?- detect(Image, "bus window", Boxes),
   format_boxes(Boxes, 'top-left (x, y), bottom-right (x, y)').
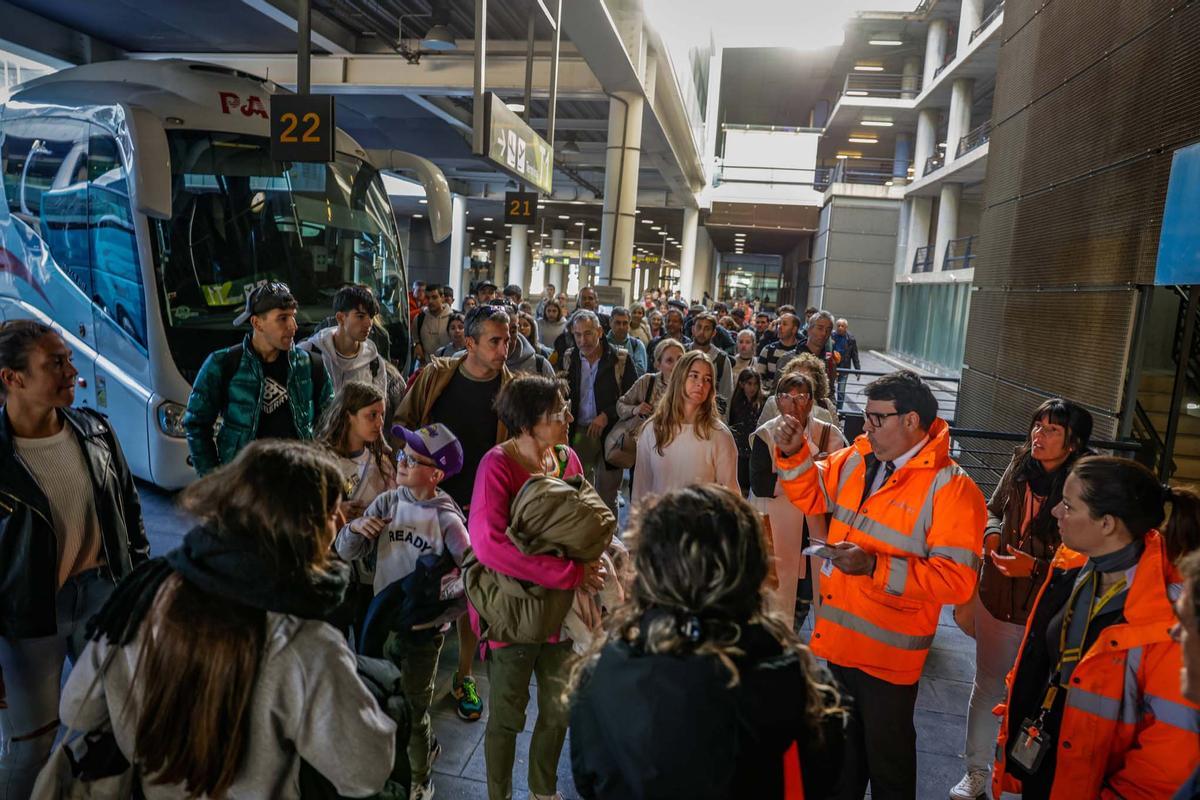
top-left (88, 131), bottom-right (147, 350)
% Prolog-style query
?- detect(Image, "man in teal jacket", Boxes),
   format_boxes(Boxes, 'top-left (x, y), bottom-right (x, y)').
top-left (183, 282), bottom-right (334, 476)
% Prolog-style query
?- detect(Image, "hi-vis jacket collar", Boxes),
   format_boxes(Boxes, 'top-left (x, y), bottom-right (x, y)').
top-left (852, 416), bottom-right (952, 471)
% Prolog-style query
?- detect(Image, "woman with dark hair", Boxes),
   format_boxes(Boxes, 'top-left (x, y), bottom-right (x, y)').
top-left (568, 484), bottom-right (845, 799)
top-left (952, 399), bottom-right (1092, 800)
top-left (992, 456), bottom-right (1200, 800)
top-left (0, 320), bottom-right (148, 798)
top-left (728, 368), bottom-right (765, 497)
top-left (468, 375), bottom-right (607, 800)
top-left (56, 440), bottom-right (397, 798)
top-left (538, 300), bottom-right (567, 353)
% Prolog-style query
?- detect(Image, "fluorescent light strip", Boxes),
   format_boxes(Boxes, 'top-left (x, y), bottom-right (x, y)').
top-left (861, 120), bottom-right (893, 127)
top-left (868, 39), bottom-right (902, 46)
top-left (848, 137), bottom-right (878, 144)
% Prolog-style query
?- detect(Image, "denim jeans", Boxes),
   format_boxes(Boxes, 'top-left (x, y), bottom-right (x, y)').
top-left (964, 592), bottom-right (1027, 772)
top-left (0, 568), bottom-right (114, 799)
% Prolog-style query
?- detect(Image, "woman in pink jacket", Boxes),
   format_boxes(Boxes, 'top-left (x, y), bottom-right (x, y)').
top-left (468, 374), bottom-right (606, 800)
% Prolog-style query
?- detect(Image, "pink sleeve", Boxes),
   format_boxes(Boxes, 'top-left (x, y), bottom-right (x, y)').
top-left (468, 449), bottom-right (583, 590)
top-left (563, 447), bottom-right (584, 479)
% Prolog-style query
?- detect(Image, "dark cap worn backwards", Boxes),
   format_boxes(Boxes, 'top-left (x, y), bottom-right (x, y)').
top-left (233, 282), bottom-right (297, 326)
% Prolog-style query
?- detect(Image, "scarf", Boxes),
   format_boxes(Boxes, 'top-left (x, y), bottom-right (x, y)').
top-left (88, 523), bottom-right (349, 646)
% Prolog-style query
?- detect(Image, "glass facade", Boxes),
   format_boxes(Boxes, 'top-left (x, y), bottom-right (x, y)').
top-left (890, 281), bottom-right (972, 373)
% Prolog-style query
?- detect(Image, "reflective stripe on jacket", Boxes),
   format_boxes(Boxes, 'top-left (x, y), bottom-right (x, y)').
top-left (992, 532), bottom-right (1200, 800)
top-left (774, 417), bottom-right (986, 684)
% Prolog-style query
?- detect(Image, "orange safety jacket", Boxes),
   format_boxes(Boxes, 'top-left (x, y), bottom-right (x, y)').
top-left (992, 531), bottom-right (1199, 799)
top-left (775, 417), bottom-right (986, 685)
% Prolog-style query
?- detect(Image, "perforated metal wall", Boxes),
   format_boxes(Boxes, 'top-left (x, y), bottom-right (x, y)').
top-left (958, 0), bottom-right (1200, 438)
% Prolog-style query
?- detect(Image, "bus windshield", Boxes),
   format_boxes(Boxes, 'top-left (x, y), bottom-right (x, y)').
top-left (150, 129), bottom-right (407, 378)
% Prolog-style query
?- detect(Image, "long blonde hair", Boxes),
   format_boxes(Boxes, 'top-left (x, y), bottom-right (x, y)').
top-left (651, 350), bottom-right (719, 455)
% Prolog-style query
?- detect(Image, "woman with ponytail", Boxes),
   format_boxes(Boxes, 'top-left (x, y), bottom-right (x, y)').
top-left (57, 440), bottom-right (397, 798)
top-left (952, 399), bottom-right (1092, 800)
top-left (568, 485), bottom-right (845, 799)
top-left (992, 455), bottom-right (1200, 800)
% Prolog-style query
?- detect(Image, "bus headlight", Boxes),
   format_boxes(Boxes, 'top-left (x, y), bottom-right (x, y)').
top-left (157, 402), bottom-right (187, 438)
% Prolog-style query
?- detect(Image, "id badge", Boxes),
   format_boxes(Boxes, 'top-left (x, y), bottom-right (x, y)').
top-left (821, 558), bottom-right (834, 577)
top-left (1010, 717), bottom-right (1049, 773)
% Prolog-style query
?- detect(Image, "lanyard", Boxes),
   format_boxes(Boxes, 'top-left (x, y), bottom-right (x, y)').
top-left (1038, 570), bottom-right (1127, 714)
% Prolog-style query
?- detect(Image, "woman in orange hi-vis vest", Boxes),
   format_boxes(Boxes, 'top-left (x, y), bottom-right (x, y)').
top-left (993, 456), bottom-right (1200, 799)
top-left (773, 370), bottom-right (987, 800)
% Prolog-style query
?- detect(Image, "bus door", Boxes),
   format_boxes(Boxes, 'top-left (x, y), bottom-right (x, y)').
top-left (5, 117), bottom-right (99, 408)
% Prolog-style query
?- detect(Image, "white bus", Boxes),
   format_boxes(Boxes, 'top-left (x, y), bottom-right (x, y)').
top-left (0, 59), bottom-right (451, 488)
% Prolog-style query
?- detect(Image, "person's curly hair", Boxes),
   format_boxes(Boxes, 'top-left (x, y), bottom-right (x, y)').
top-left (780, 351), bottom-right (832, 402)
top-left (566, 484), bottom-right (843, 736)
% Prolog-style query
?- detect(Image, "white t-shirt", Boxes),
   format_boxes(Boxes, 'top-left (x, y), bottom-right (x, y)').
top-left (632, 420), bottom-right (740, 504)
top-left (15, 425), bottom-right (103, 587)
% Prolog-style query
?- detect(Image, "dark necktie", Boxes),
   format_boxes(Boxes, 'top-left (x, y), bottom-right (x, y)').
top-left (861, 459), bottom-right (896, 505)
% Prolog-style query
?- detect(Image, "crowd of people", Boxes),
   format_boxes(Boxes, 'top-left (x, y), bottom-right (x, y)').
top-left (0, 275), bottom-right (1198, 800)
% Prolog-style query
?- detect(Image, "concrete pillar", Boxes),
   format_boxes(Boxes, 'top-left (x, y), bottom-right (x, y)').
top-left (958, 0), bottom-right (985, 56)
top-left (447, 194), bottom-right (467, 302)
top-left (703, 47), bottom-right (723, 163)
top-left (892, 132), bottom-right (912, 180)
top-left (923, 18), bottom-right (949, 88)
top-left (493, 238), bottom-right (507, 288)
top-left (946, 78), bottom-right (974, 163)
top-left (904, 197), bottom-right (934, 273)
top-left (894, 197), bottom-right (912, 275)
top-left (508, 224), bottom-right (528, 292)
top-left (933, 182), bottom-right (962, 271)
top-left (901, 57), bottom-right (921, 100)
top-left (913, 108), bottom-right (938, 178)
top-left (677, 207), bottom-right (700, 304)
top-left (598, 91), bottom-right (644, 300)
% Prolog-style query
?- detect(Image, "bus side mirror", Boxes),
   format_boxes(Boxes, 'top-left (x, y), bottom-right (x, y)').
top-left (368, 149), bottom-right (453, 243)
top-left (121, 104), bottom-right (172, 221)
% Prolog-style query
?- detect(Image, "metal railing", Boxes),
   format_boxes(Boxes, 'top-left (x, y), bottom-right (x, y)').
top-left (933, 60), bottom-right (953, 80)
top-left (715, 163), bottom-right (825, 188)
top-left (970, 0), bottom-right (1006, 42)
top-left (823, 157), bottom-right (900, 187)
top-left (838, 368), bottom-right (959, 425)
top-left (1132, 400), bottom-right (1175, 477)
top-left (923, 153), bottom-right (945, 176)
top-left (957, 120), bottom-right (993, 158)
top-left (913, 245), bottom-right (934, 273)
top-left (841, 72), bottom-right (908, 99)
top-left (943, 235), bottom-right (976, 270)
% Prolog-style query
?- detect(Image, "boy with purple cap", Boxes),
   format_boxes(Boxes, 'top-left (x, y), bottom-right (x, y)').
top-left (335, 422), bottom-right (470, 800)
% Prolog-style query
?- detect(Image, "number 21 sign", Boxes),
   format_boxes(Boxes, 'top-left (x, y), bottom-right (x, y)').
top-left (505, 191), bottom-right (538, 225)
top-left (270, 94), bottom-right (335, 163)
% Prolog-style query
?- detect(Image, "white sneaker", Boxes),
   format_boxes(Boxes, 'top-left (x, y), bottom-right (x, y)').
top-left (411, 779), bottom-right (435, 800)
top-left (949, 770), bottom-right (988, 800)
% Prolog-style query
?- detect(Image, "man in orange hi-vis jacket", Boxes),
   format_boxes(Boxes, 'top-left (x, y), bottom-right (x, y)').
top-left (773, 370), bottom-right (987, 800)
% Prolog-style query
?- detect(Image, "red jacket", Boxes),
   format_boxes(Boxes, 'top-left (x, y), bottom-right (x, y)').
top-left (993, 532), bottom-right (1199, 799)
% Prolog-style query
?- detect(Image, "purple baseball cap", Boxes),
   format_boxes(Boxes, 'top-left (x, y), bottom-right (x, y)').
top-left (392, 423), bottom-right (464, 478)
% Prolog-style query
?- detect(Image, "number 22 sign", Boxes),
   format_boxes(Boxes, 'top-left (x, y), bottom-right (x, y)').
top-left (270, 94), bottom-right (336, 163)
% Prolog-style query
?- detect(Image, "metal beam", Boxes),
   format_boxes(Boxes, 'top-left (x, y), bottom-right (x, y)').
top-left (132, 53), bottom-right (605, 99)
top-left (0, 0), bottom-right (125, 67)
top-left (472, 0), bottom-right (487, 154)
top-left (403, 93), bottom-right (473, 133)
top-left (234, 0), bottom-right (356, 54)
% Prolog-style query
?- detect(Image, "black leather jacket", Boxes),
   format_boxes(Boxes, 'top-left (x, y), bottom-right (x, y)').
top-left (0, 406), bottom-right (149, 638)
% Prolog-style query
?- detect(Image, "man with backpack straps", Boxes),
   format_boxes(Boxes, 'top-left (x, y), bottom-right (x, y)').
top-left (299, 283), bottom-right (388, 396)
top-left (560, 309), bottom-right (636, 515)
top-left (183, 282), bottom-right (334, 476)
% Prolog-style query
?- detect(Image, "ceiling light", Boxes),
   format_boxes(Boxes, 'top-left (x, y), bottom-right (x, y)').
top-left (853, 64), bottom-right (885, 72)
top-left (467, 226), bottom-right (475, 230)
top-left (846, 90), bottom-right (869, 97)
top-left (641, 219), bottom-right (654, 224)
top-left (861, 119), bottom-right (894, 127)
top-left (506, 102), bottom-right (525, 113)
top-left (588, 227), bottom-right (598, 232)
top-left (835, 154), bottom-right (850, 159)
top-left (848, 136), bottom-right (879, 144)
top-left (658, 230), bottom-right (668, 236)
top-left (421, 23), bottom-right (458, 51)
top-left (558, 214), bottom-right (570, 220)
top-left (483, 217), bottom-right (494, 221)
top-left (651, 226), bottom-right (661, 231)
top-left (418, 199), bottom-right (428, 204)
top-left (568, 240), bottom-right (576, 245)
top-left (413, 213), bottom-right (423, 218)
top-left (868, 38), bottom-right (903, 46)
top-left (576, 221), bottom-right (585, 226)
top-left (634, 209), bottom-right (641, 215)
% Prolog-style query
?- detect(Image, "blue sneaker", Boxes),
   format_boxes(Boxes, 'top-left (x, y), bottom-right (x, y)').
top-left (451, 672), bottom-right (483, 721)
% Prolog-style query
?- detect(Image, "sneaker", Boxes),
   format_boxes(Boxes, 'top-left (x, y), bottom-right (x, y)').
top-left (949, 770), bottom-right (988, 800)
top-left (411, 778), bottom-right (435, 800)
top-left (450, 672), bottom-right (483, 721)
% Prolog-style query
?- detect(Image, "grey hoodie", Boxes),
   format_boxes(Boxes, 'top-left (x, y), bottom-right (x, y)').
top-left (336, 486), bottom-right (470, 594)
top-left (507, 332), bottom-right (555, 377)
top-left (299, 326), bottom-right (387, 397)
top-left (60, 612), bottom-right (396, 799)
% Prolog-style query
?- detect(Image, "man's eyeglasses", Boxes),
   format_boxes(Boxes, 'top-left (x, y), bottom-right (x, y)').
top-left (777, 390), bottom-right (812, 400)
top-left (864, 410), bottom-right (903, 427)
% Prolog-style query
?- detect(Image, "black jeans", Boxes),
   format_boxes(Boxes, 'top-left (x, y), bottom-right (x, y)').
top-left (828, 663), bottom-right (919, 800)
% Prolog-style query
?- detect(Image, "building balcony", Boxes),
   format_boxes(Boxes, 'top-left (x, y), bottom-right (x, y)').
top-left (943, 235), bottom-right (976, 270)
top-left (913, 245), bottom-right (934, 273)
top-left (912, 4), bottom-right (1004, 112)
top-left (706, 125), bottom-right (826, 206)
top-left (956, 120), bottom-right (992, 158)
top-left (905, 137), bottom-right (989, 197)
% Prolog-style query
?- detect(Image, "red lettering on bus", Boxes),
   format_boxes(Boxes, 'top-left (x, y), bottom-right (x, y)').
top-left (241, 96), bottom-right (268, 119)
top-left (219, 91), bottom-right (240, 114)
